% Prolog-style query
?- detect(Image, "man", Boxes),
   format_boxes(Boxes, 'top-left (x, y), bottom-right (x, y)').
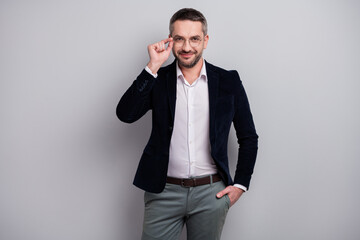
top-left (117, 8), bottom-right (258, 240)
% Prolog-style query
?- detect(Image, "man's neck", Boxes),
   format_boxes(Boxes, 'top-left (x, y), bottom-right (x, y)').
top-left (179, 58), bottom-right (204, 85)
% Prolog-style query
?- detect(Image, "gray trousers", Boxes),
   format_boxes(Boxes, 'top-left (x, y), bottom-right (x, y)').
top-left (141, 180), bottom-right (230, 240)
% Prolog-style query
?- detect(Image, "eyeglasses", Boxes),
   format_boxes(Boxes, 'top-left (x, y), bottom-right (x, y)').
top-left (172, 36), bottom-right (203, 47)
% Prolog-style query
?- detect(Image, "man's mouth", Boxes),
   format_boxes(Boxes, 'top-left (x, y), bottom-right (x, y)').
top-left (179, 52), bottom-right (195, 58)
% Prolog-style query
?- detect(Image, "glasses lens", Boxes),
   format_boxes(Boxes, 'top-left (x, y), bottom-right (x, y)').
top-left (190, 41), bottom-right (199, 47)
top-left (173, 37), bottom-right (201, 47)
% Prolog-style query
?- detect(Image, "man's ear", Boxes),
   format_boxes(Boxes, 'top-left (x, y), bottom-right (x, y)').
top-left (203, 34), bottom-right (209, 49)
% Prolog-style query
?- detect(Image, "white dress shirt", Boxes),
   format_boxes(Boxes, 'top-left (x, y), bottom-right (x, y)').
top-left (145, 60), bottom-right (247, 191)
top-left (167, 60), bottom-right (218, 178)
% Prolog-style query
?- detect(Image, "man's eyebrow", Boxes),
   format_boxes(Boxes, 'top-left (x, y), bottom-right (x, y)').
top-left (172, 34), bottom-right (201, 38)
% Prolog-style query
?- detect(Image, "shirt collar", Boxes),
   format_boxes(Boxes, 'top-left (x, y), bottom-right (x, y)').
top-left (176, 59), bottom-right (207, 84)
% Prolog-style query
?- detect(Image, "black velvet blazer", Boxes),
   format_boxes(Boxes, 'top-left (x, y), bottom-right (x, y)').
top-left (117, 60), bottom-right (258, 193)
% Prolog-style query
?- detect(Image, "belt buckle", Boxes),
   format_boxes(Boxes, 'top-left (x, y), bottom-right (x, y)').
top-left (181, 179), bottom-right (187, 187)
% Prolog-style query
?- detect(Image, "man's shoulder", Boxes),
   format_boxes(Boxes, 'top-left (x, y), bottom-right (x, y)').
top-left (205, 61), bottom-right (241, 80)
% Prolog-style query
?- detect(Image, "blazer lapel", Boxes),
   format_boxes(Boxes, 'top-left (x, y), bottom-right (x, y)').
top-left (166, 61), bottom-right (177, 124)
top-left (206, 61), bottom-right (219, 144)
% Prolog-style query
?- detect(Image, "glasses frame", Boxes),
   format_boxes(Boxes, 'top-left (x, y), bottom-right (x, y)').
top-left (172, 35), bottom-right (203, 48)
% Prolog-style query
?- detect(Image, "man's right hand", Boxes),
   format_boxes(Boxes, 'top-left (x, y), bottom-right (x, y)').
top-left (146, 38), bottom-right (173, 75)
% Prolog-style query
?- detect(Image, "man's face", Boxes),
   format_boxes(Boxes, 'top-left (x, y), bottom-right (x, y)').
top-left (170, 20), bottom-right (209, 68)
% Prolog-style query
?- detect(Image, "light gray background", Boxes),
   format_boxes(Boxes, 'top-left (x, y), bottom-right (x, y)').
top-left (1, 0), bottom-right (359, 239)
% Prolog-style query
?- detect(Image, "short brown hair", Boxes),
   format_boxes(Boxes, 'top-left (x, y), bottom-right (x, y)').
top-left (169, 8), bottom-right (208, 36)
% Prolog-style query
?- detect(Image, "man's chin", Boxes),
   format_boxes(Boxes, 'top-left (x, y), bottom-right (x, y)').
top-left (178, 60), bottom-right (196, 68)
top-left (177, 56), bottom-right (201, 69)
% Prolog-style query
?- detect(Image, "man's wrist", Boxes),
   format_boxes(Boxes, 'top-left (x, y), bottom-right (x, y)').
top-left (145, 65), bottom-right (158, 78)
top-left (146, 61), bottom-right (161, 75)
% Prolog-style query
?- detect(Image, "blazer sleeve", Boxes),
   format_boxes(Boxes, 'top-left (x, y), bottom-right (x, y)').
top-left (116, 69), bottom-right (156, 123)
top-left (231, 70), bottom-right (259, 190)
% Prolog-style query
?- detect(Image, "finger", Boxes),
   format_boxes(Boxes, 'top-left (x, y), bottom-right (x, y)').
top-left (162, 37), bottom-right (173, 44)
top-left (155, 42), bottom-right (162, 52)
top-left (166, 40), bottom-right (173, 52)
top-left (152, 42), bottom-right (157, 51)
top-left (216, 187), bottom-right (230, 198)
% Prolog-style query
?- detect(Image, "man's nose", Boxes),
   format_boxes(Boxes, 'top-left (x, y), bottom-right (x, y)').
top-left (182, 40), bottom-right (192, 52)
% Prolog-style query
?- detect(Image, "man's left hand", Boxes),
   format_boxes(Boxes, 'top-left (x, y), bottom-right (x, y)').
top-left (216, 186), bottom-right (244, 207)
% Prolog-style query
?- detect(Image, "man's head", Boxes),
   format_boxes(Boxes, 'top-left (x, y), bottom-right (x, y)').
top-left (169, 8), bottom-right (207, 36)
top-left (169, 8), bottom-right (209, 69)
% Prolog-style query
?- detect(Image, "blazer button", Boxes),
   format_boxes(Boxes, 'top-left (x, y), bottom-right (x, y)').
top-left (168, 126), bottom-right (173, 131)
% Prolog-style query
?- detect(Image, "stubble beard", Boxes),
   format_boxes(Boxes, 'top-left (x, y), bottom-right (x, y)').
top-left (173, 50), bottom-right (203, 69)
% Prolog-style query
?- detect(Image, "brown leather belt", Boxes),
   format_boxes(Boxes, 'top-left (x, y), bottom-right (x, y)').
top-left (166, 174), bottom-right (222, 187)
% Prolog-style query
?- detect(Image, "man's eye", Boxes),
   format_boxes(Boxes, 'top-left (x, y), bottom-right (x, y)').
top-left (174, 37), bottom-right (183, 41)
top-left (191, 37), bottom-right (200, 42)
